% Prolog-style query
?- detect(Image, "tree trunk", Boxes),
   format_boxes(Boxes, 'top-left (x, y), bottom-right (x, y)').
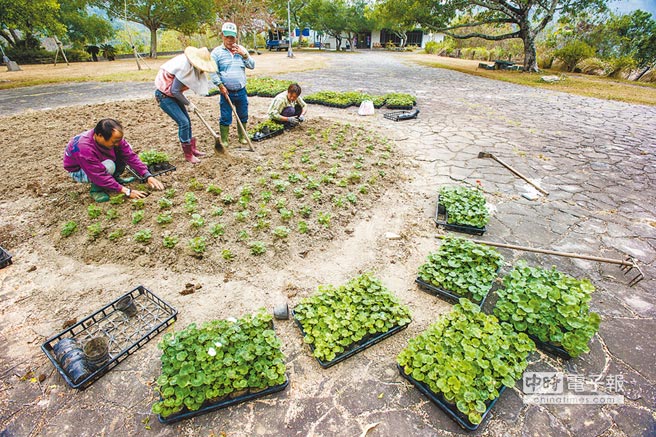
top-left (523, 39), bottom-right (538, 72)
top-left (150, 27), bottom-right (158, 58)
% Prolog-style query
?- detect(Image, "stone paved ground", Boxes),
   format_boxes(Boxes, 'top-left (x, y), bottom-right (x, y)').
top-left (1, 51), bottom-right (655, 436)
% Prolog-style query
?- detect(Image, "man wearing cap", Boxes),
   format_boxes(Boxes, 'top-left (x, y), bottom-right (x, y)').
top-left (155, 46), bottom-right (217, 164)
top-left (210, 22), bottom-right (255, 147)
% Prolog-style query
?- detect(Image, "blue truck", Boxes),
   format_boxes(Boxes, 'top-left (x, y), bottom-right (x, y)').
top-left (266, 28), bottom-right (290, 51)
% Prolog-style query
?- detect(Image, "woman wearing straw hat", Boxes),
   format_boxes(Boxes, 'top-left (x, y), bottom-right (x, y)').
top-left (155, 46), bottom-right (217, 164)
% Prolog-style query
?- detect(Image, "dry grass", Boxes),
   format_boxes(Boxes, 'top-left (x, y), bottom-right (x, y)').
top-left (0, 51), bottom-right (327, 90)
top-left (405, 54), bottom-right (656, 106)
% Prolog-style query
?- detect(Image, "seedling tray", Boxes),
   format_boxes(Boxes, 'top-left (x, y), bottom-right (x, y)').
top-left (434, 197), bottom-right (487, 236)
top-left (41, 285), bottom-right (177, 389)
top-left (127, 162), bottom-right (176, 181)
top-left (528, 334), bottom-right (571, 360)
top-left (292, 311), bottom-right (408, 368)
top-left (158, 377), bottom-right (289, 424)
top-left (251, 128), bottom-right (284, 142)
top-left (0, 246), bottom-right (12, 269)
top-left (383, 109), bottom-right (420, 121)
top-left (398, 364), bottom-right (505, 431)
top-left (415, 277), bottom-right (490, 308)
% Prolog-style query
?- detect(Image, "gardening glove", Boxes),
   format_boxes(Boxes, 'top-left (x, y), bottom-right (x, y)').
top-left (287, 116), bottom-right (300, 126)
top-left (298, 115), bottom-right (305, 122)
top-left (187, 102), bottom-right (197, 113)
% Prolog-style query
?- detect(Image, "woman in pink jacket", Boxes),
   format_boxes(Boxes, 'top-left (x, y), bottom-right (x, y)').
top-left (155, 46), bottom-right (216, 164)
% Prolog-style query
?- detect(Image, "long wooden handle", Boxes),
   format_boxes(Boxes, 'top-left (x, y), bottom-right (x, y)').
top-left (492, 155), bottom-right (549, 196)
top-left (193, 108), bottom-right (219, 138)
top-left (469, 239), bottom-right (633, 267)
top-left (225, 94), bottom-right (255, 152)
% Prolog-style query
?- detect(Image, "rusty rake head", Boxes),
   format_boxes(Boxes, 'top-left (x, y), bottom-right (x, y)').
top-left (620, 256), bottom-right (645, 287)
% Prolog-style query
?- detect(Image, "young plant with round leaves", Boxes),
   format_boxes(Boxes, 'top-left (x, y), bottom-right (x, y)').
top-left (439, 185), bottom-right (489, 229)
top-left (397, 299), bottom-right (534, 426)
top-left (417, 237), bottom-right (503, 304)
top-left (134, 229), bottom-right (152, 244)
top-left (151, 309), bottom-right (286, 419)
top-left (294, 273), bottom-right (412, 363)
top-left (494, 261), bottom-right (600, 358)
top-left (61, 221), bottom-right (78, 237)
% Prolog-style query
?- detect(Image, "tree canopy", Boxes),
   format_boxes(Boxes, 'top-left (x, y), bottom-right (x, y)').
top-left (0, 0), bottom-right (64, 48)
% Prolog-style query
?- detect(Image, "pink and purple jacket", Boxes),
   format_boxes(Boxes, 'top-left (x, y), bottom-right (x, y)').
top-left (63, 129), bottom-right (149, 192)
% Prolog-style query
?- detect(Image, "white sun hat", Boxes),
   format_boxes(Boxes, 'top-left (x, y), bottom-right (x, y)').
top-left (184, 46), bottom-right (217, 73)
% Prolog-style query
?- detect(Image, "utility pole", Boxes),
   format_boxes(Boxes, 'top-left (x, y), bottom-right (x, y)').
top-left (287, 0), bottom-right (294, 58)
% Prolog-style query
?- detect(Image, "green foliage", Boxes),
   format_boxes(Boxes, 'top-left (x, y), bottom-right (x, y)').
top-left (246, 77), bottom-right (293, 97)
top-left (273, 226), bottom-right (290, 239)
top-left (106, 208), bottom-right (119, 220)
top-left (304, 90), bottom-right (417, 109)
top-left (249, 241), bottom-right (267, 255)
top-left (87, 222), bottom-right (103, 240)
top-left (132, 199), bottom-right (145, 210)
top-left (109, 194), bottom-right (126, 205)
top-left (210, 223), bottom-right (225, 238)
top-left (295, 273), bottom-right (412, 363)
top-left (132, 210), bottom-right (145, 225)
top-left (87, 204), bottom-right (102, 219)
top-left (234, 211), bottom-right (249, 223)
top-left (159, 197), bottom-right (173, 210)
top-left (188, 236), bottom-right (207, 256)
top-left (134, 229), bottom-right (152, 244)
top-left (162, 235), bottom-right (178, 248)
top-left (108, 229), bottom-right (125, 241)
top-left (221, 249), bottom-right (235, 261)
top-left (157, 212), bottom-right (173, 225)
top-left (494, 261), bottom-right (600, 358)
top-left (555, 40), bottom-right (595, 72)
top-left (439, 185), bottom-right (489, 228)
top-left (248, 120), bottom-right (285, 137)
top-left (418, 237), bottom-right (503, 304)
top-left (138, 150), bottom-right (170, 166)
top-left (187, 178), bottom-right (204, 191)
top-left (298, 221), bottom-right (309, 234)
top-left (151, 309), bottom-right (286, 419)
top-left (317, 212), bottom-right (331, 227)
top-left (61, 221), bottom-right (78, 237)
top-left (164, 188), bottom-right (176, 199)
top-left (206, 184), bottom-right (223, 196)
top-left (212, 207), bottom-right (225, 217)
top-left (222, 194), bottom-right (235, 205)
top-left (398, 299), bottom-right (534, 426)
top-left (383, 93), bottom-right (416, 107)
top-left (189, 213), bottom-right (205, 228)
top-left (237, 230), bottom-right (250, 242)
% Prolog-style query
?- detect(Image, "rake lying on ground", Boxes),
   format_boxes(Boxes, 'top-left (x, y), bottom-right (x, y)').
top-left (468, 239), bottom-right (645, 287)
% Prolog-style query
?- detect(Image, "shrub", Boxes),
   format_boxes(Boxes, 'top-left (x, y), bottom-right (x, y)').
top-left (576, 57), bottom-right (610, 76)
top-left (554, 40), bottom-right (595, 72)
top-left (606, 56), bottom-right (637, 78)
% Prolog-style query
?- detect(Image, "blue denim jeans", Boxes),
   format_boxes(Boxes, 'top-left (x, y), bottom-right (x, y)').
top-left (156, 89), bottom-right (191, 143)
top-left (69, 159), bottom-right (118, 183)
top-left (220, 88), bottom-right (248, 126)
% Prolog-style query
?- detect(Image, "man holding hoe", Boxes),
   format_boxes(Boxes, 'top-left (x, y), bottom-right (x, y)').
top-left (63, 118), bottom-right (164, 202)
top-left (210, 22), bottom-right (255, 147)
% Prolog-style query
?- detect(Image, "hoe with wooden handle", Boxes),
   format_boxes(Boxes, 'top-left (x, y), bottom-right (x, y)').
top-left (478, 151), bottom-right (549, 196)
top-left (193, 107), bottom-right (225, 153)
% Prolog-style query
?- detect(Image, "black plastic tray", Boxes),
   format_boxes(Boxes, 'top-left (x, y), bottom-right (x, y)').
top-left (127, 162), bottom-right (176, 182)
top-left (528, 334), bottom-right (572, 360)
top-left (251, 128), bottom-right (284, 142)
top-left (0, 246), bottom-right (12, 269)
top-left (158, 377), bottom-right (289, 424)
top-left (415, 277), bottom-right (490, 308)
top-left (293, 310), bottom-right (408, 368)
top-left (434, 197), bottom-right (487, 236)
top-left (386, 104), bottom-right (415, 110)
top-left (398, 364), bottom-right (505, 431)
top-left (383, 109), bottom-right (420, 121)
top-left (41, 285), bottom-right (177, 389)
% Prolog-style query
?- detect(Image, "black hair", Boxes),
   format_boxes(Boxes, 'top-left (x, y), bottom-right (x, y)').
top-left (288, 83), bottom-right (302, 95)
top-left (94, 118), bottom-right (124, 140)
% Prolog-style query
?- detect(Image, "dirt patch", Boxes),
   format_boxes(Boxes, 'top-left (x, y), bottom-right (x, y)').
top-left (0, 98), bottom-right (400, 278)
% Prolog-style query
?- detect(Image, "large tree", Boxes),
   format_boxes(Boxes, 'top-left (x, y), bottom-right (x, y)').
top-left (375, 0), bottom-right (608, 72)
top-left (59, 0), bottom-right (115, 47)
top-left (94, 0), bottom-right (215, 57)
top-left (0, 0), bottom-right (64, 49)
